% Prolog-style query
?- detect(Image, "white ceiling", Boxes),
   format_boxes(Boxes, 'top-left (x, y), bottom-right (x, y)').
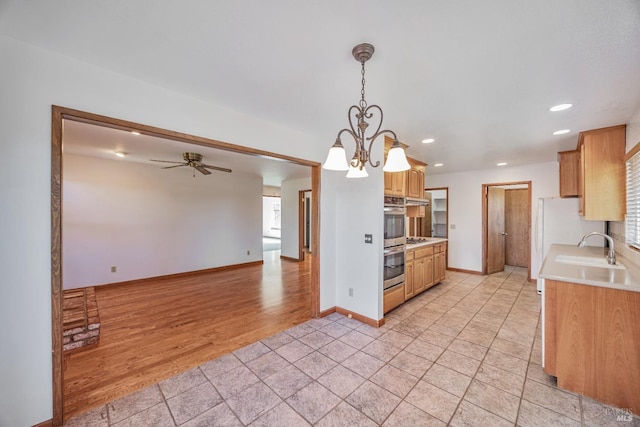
top-left (2, 1), bottom-right (640, 177)
top-left (62, 119), bottom-right (312, 186)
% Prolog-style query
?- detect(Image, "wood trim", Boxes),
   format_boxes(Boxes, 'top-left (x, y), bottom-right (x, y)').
top-left (96, 261), bottom-right (264, 290)
top-left (298, 190), bottom-right (305, 261)
top-left (51, 105), bottom-right (322, 424)
top-left (51, 107), bottom-right (64, 427)
top-left (625, 140), bottom-right (640, 162)
top-left (33, 419), bottom-right (53, 427)
top-left (446, 267), bottom-right (484, 275)
top-left (336, 307), bottom-right (385, 327)
top-left (319, 307), bottom-right (337, 317)
top-left (56, 106), bottom-right (319, 168)
top-left (280, 255), bottom-right (302, 262)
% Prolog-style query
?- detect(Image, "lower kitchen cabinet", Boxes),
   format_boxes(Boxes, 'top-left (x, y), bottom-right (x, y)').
top-left (405, 252), bottom-right (415, 299)
top-left (434, 243), bottom-right (446, 283)
top-left (383, 283), bottom-right (405, 314)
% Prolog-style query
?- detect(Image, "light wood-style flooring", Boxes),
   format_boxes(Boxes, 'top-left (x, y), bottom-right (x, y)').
top-left (63, 251), bottom-right (311, 419)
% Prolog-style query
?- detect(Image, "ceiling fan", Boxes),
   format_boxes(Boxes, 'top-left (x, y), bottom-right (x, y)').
top-left (150, 152), bottom-right (232, 175)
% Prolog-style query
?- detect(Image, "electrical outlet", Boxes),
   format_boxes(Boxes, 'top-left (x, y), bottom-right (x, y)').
top-left (349, 288), bottom-right (354, 297)
top-left (111, 266), bottom-right (117, 273)
top-left (450, 224), bottom-right (456, 230)
top-left (364, 234), bottom-right (373, 244)
top-left (247, 250), bottom-right (250, 255)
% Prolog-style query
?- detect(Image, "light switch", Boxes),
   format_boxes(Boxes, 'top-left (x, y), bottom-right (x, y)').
top-left (364, 234), bottom-right (373, 244)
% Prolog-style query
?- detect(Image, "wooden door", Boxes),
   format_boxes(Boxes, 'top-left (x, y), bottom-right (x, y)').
top-left (487, 187), bottom-right (506, 274)
top-left (505, 189), bottom-right (528, 267)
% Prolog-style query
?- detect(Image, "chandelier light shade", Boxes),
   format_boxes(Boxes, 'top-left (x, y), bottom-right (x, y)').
top-left (323, 43), bottom-right (410, 178)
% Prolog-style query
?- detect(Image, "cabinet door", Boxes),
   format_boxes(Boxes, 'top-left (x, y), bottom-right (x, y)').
top-left (558, 150), bottom-right (580, 198)
top-left (407, 169), bottom-right (420, 198)
top-left (581, 126), bottom-right (625, 221)
top-left (393, 171), bottom-right (406, 196)
top-left (384, 171), bottom-right (393, 195)
top-left (434, 252), bottom-right (445, 283)
top-left (405, 260), bottom-right (414, 299)
top-left (414, 257), bottom-right (425, 293)
top-left (423, 256), bottom-right (434, 290)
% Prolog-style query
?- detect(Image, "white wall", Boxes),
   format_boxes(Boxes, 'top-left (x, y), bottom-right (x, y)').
top-left (280, 177), bottom-right (311, 258)
top-left (334, 164), bottom-right (385, 320)
top-left (0, 35), bottom-right (347, 427)
top-left (63, 154), bottom-right (262, 288)
top-left (426, 162), bottom-right (559, 277)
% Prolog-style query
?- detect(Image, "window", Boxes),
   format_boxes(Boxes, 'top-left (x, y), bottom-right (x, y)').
top-left (626, 144), bottom-right (640, 249)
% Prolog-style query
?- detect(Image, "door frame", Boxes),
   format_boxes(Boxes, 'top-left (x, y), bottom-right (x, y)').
top-left (297, 189), bottom-right (311, 261)
top-left (51, 105), bottom-right (321, 425)
top-left (425, 187), bottom-right (448, 238)
top-left (481, 181), bottom-right (532, 279)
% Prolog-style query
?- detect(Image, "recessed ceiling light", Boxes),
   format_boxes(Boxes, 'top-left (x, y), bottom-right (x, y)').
top-left (553, 129), bottom-right (570, 135)
top-left (114, 151), bottom-right (128, 158)
top-left (130, 131), bottom-right (141, 136)
top-left (550, 104), bottom-right (573, 112)
top-left (422, 138), bottom-right (435, 144)
top-left (497, 162), bottom-right (507, 166)
top-left (433, 163), bottom-right (443, 167)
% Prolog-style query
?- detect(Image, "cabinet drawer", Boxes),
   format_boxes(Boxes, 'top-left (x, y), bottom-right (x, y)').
top-left (434, 243), bottom-right (447, 253)
top-left (405, 249), bottom-right (415, 261)
top-left (415, 246), bottom-right (434, 258)
top-left (383, 284), bottom-right (405, 314)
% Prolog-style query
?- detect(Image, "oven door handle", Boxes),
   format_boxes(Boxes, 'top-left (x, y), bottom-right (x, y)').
top-left (384, 246), bottom-right (405, 255)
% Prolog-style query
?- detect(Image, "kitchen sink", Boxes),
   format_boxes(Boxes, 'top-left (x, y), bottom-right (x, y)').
top-left (555, 254), bottom-right (626, 270)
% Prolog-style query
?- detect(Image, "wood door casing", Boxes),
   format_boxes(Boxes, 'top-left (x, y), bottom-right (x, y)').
top-left (505, 189), bottom-right (528, 267)
top-left (487, 187), bottom-right (505, 274)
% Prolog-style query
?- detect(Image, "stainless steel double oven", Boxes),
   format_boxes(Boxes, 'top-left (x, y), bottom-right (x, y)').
top-left (383, 197), bottom-right (406, 291)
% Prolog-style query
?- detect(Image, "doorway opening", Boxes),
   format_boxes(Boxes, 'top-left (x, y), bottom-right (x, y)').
top-left (51, 106), bottom-right (321, 425)
top-left (482, 181), bottom-right (531, 280)
top-left (263, 195), bottom-right (282, 252)
top-left (425, 187), bottom-right (448, 238)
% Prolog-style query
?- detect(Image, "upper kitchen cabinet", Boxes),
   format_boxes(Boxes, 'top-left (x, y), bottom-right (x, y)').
top-left (383, 136), bottom-right (407, 197)
top-left (577, 125), bottom-right (626, 221)
top-left (406, 158), bottom-right (427, 199)
top-left (558, 150), bottom-right (580, 198)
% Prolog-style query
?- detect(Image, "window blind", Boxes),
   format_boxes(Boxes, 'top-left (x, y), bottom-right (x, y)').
top-left (626, 150), bottom-right (640, 249)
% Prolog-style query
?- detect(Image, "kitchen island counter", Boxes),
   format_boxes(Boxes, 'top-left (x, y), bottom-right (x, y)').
top-left (539, 244), bottom-right (640, 292)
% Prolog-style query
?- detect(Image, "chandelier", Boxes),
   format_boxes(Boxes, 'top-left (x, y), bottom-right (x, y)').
top-left (323, 43), bottom-right (410, 178)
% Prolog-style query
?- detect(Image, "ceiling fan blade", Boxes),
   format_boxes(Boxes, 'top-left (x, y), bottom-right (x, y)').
top-left (150, 159), bottom-right (185, 164)
top-left (162, 164), bottom-right (187, 169)
top-left (194, 165), bottom-right (212, 175)
top-left (201, 163), bottom-right (232, 173)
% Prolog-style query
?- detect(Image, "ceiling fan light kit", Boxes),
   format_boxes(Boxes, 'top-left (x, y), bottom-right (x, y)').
top-left (323, 43), bottom-right (410, 178)
top-left (150, 152), bottom-right (232, 176)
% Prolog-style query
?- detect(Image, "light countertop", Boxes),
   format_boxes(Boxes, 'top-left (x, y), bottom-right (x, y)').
top-left (539, 244), bottom-right (640, 292)
top-left (406, 237), bottom-right (447, 250)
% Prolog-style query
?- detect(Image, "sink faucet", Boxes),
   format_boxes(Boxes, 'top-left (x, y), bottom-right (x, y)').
top-left (577, 232), bottom-right (616, 265)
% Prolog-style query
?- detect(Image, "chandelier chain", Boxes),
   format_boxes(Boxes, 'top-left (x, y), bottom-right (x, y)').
top-left (359, 61), bottom-right (367, 109)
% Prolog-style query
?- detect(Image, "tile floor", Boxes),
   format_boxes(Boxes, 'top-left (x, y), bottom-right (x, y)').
top-left (64, 267), bottom-right (639, 426)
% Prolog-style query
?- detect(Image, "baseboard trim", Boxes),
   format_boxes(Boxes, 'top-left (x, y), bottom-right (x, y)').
top-left (94, 261), bottom-right (264, 289)
top-left (32, 419), bottom-right (53, 427)
top-left (335, 307), bottom-right (385, 328)
top-left (280, 255), bottom-right (302, 262)
top-left (319, 306), bottom-right (385, 327)
top-left (319, 307), bottom-right (336, 317)
top-left (447, 267), bottom-right (484, 275)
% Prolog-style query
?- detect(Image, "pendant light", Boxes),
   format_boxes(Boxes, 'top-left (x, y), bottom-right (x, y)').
top-left (323, 43), bottom-right (410, 177)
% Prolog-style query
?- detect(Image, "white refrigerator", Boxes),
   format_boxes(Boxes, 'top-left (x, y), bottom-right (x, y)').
top-left (535, 197), bottom-right (605, 293)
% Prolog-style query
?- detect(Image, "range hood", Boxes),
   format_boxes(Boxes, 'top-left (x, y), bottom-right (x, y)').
top-left (405, 197), bottom-right (430, 206)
